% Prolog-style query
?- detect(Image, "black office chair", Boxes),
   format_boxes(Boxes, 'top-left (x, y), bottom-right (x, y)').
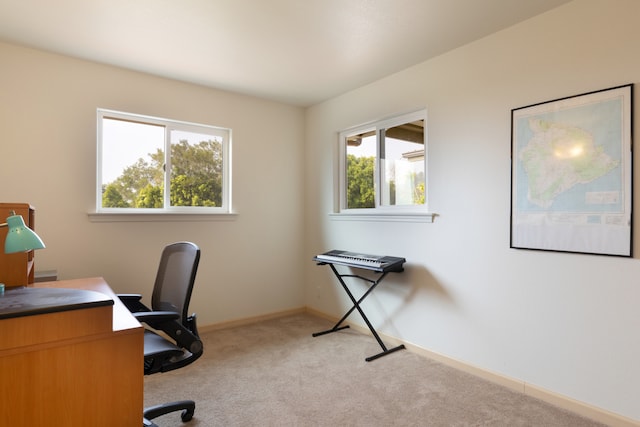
top-left (119, 241), bottom-right (203, 427)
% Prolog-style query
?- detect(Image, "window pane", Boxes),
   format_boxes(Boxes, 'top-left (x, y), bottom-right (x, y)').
top-left (381, 120), bottom-right (425, 206)
top-left (101, 118), bottom-right (165, 209)
top-left (346, 131), bottom-right (376, 209)
top-left (170, 130), bottom-right (224, 207)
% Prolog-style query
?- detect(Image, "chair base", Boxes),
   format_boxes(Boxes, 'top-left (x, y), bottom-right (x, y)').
top-left (143, 400), bottom-right (195, 427)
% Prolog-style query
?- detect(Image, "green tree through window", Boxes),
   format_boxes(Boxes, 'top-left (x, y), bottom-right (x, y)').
top-left (170, 139), bottom-right (222, 207)
top-left (102, 139), bottom-right (223, 208)
top-left (346, 154), bottom-right (375, 208)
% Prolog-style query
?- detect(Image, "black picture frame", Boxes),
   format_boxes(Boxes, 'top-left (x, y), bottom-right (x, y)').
top-left (510, 84), bottom-right (633, 256)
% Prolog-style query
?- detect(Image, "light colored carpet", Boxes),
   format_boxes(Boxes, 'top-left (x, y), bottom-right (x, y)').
top-left (144, 313), bottom-right (607, 426)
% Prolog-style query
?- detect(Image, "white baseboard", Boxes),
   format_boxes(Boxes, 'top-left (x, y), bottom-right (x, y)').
top-left (198, 307), bottom-right (306, 334)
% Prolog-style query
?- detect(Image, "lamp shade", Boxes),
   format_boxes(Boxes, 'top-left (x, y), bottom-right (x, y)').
top-left (4, 213), bottom-right (45, 254)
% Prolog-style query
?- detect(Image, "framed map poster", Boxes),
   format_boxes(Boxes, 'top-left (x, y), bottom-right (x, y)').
top-left (511, 84), bottom-right (633, 256)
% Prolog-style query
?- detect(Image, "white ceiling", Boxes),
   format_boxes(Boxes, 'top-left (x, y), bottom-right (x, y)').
top-left (0, 0), bottom-right (571, 106)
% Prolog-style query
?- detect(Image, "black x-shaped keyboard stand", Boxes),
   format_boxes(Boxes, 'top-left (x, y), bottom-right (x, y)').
top-left (312, 255), bottom-right (406, 362)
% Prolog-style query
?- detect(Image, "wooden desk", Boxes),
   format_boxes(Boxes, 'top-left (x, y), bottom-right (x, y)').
top-left (0, 277), bottom-right (143, 426)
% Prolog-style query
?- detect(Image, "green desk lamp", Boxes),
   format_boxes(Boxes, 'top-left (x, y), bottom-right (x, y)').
top-left (1, 211), bottom-right (45, 253)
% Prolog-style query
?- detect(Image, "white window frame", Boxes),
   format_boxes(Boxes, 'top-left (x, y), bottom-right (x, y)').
top-left (334, 109), bottom-right (435, 223)
top-left (95, 109), bottom-right (232, 217)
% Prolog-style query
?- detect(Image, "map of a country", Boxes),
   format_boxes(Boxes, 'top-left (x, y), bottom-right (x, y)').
top-left (519, 119), bottom-right (618, 208)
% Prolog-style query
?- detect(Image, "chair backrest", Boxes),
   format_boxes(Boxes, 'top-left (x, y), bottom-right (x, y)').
top-left (151, 241), bottom-right (200, 325)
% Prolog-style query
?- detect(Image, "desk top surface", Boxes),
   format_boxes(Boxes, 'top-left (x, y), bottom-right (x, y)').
top-left (0, 287), bottom-right (113, 320)
top-left (33, 276), bottom-right (142, 332)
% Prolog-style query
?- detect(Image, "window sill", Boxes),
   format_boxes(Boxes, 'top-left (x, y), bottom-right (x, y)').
top-left (88, 212), bottom-right (238, 222)
top-left (329, 212), bottom-right (437, 223)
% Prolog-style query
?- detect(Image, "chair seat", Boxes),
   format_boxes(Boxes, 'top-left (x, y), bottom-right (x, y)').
top-left (144, 330), bottom-right (183, 359)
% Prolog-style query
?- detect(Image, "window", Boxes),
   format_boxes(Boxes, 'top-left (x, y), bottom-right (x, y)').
top-left (338, 110), bottom-right (428, 218)
top-left (96, 109), bottom-right (231, 214)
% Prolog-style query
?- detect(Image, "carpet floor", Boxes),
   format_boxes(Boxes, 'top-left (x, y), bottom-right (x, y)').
top-left (143, 313), bottom-right (608, 427)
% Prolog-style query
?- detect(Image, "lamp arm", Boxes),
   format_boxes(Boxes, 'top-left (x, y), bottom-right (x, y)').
top-left (1, 210), bottom-right (16, 228)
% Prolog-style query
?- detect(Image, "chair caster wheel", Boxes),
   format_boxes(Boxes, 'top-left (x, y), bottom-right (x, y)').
top-left (181, 408), bottom-right (194, 422)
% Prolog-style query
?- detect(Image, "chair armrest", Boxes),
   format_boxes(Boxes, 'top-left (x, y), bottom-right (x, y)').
top-left (134, 311), bottom-right (180, 328)
top-left (117, 293), bottom-right (150, 313)
top-left (118, 293), bottom-right (142, 302)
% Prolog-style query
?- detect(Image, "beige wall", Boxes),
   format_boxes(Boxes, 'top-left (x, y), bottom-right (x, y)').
top-left (305, 0), bottom-right (640, 422)
top-left (0, 41), bottom-right (306, 325)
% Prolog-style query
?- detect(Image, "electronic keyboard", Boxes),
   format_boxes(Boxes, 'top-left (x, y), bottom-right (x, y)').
top-left (313, 250), bottom-right (406, 272)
